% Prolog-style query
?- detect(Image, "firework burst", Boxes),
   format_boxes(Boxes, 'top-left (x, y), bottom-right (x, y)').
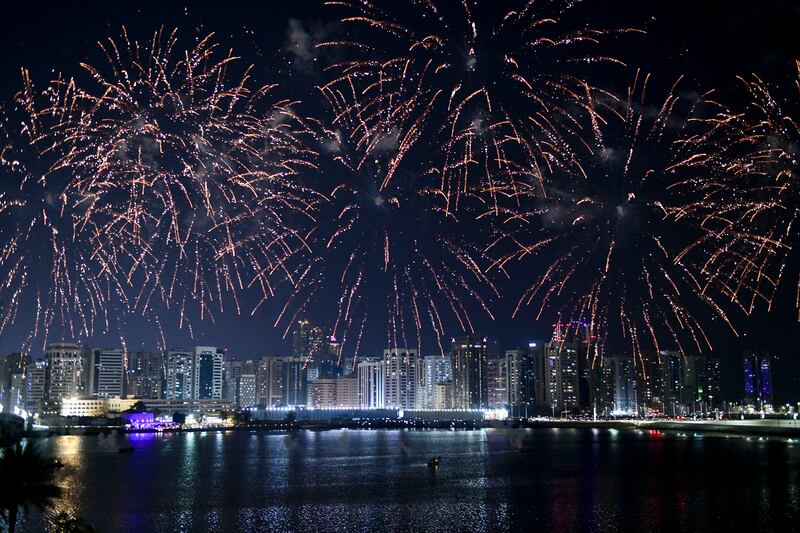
top-left (319, 0), bottom-right (640, 212)
top-left (488, 72), bottom-right (744, 366)
top-left (275, 121), bottom-right (498, 358)
top-left (0, 110), bottom-right (126, 350)
top-left (19, 27), bottom-right (321, 336)
top-left (673, 61), bottom-right (799, 318)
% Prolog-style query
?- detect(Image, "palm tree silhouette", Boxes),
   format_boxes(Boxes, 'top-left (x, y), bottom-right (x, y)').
top-left (0, 442), bottom-right (63, 533)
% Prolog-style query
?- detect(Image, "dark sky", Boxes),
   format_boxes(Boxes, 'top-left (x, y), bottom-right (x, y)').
top-left (1, 1), bottom-right (799, 403)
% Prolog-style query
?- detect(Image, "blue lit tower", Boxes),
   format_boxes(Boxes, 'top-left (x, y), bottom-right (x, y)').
top-left (743, 349), bottom-right (773, 407)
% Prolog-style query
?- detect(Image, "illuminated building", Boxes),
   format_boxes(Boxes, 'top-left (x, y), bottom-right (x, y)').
top-left (743, 349), bottom-right (773, 408)
top-left (60, 397), bottom-right (138, 417)
top-left (284, 357), bottom-right (308, 406)
top-left (307, 379), bottom-right (337, 408)
top-left (487, 357), bottom-right (508, 409)
top-left (1, 353), bottom-right (29, 414)
top-left (431, 381), bottom-right (453, 410)
top-left (292, 320), bottom-right (326, 362)
top-left (451, 336), bottom-right (489, 409)
top-left (420, 355), bottom-right (453, 409)
top-left (357, 358), bottom-right (385, 409)
top-left (127, 351), bottom-right (164, 399)
top-left (25, 360), bottom-right (47, 414)
top-left (87, 347), bottom-right (125, 399)
top-left (165, 350), bottom-right (194, 400)
top-left (194, 346), bottom-right (224, 400)
top-left (605, 355), bottom-right (637, 414)
top-left (505, 343), bottom-right (545, 416)
top-left (383, 348), bottom-right (419, 410)
top-left (543, 323), bottom-right (599, 414)
top-left (335, 377), bottom-right (359, 407)
top-left (45, 342), bottom-right (83, 402)
top-left (257, 356), bottom-right (286, 407)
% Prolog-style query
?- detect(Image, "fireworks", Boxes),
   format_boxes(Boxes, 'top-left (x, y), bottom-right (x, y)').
top-left (16, 28), bottom-right (320, 340)
top-left (0, 112), bottom-right (125, 350)
top-left (319, 0), bottom-right (640, 213)
top-left (673, 62), bottom-right (799, 318)
top-left (1, 9), bottom-right (798, 365)
top-left (275, 130), bottom-right (498, 358)
top-left (487, 72), bottom-right (742, 365)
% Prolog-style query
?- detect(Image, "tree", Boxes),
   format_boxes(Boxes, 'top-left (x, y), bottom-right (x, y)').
top-left (0, 442), bottom-right (63, 533)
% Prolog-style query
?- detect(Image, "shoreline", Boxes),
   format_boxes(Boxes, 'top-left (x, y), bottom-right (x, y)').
top-left (24, 417), bottom-right (800, 439)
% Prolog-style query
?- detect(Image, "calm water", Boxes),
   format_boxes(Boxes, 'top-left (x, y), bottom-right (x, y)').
top-left (20, 428), bottom-right (800, 532)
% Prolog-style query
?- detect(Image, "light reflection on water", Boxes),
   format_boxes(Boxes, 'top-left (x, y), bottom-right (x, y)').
top-left (17, 428), bottom-right (800, 532)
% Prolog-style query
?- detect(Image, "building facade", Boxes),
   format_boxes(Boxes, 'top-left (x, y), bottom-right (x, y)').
top-left (451, 336), bottom-right (488, 409)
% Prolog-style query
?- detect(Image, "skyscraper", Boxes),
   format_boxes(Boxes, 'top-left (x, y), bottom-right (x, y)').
top-left (284, 356), bottom-right (308, 406)
top-left (292, 320), bottom-right (325, 361)
top-left (506, 343), bottom-right (545, 416)
top-left (127, 351), bottom-right (164, 399)
top-left (1, 353), bottom-right (29, 413)
top-left (45, 342), bottom-right (83, 401)
top-left (743, 349), bottom-right (773, 407)
top-left (25, 360), bottom-right (47, 414)
top-left (87, 347), bottom-right (125, 399)
top-left (194, 346), bottom-right (224, 400)
top-left (487, 357), bottom-right (508, 409)
top-left (605, 355), bottom-right (637, 414)
top-left (420, 355), bottom-right (453, 409)
top-left (451, 336), bottom-right (488, 410)
top-left (257, 356), bottom-right (286, 407)
top-left (383, 348), bottom-right (419, 410)
top-left (165, 349), bottom-right (194, 400)
top-left (357, 358), bottom-right (384, 409)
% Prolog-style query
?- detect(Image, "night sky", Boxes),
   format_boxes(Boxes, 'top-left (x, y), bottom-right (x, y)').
top-left (1, 1), bottom-right (799, 403)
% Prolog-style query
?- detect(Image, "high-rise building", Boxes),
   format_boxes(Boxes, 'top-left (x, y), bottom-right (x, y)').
top-left (743, 349), bottom-right (773, 407)
top-left (451, 336), bottom-right (488, 409)
top-left (420, 355), bottom-right (452, 409)
top-left (194, 346), bottom-right (224, 400)
top-left (543, 340), bottom-right (580, 413)
top-left (87, 348), bottom-right (125, 399)
top-left (45, 342), bottom-right (83, 401)
top-left (25, 360), bottom-right (47, 414)
top-left (223, 358), bottom-right (259, 409)
top-left (165, 349), bottom-right (194, 400)
top-left (506, 343), bottom-right (545, 415)
top-left (257, 356), bottom-right (286, 407)
top-left (604, 355), bottom-right (637, 415)
top-left (238, 373), bottom-right (257, 408)
top-left (383, 348), bottom-right (419, 410)
top-left (487, 357), bottom-right (508, 409)
top-left (1, 353), bottom-right (29, 413)
top-left (358, 358), bottom-right (385, 409)
top-left (284, 356), bottom-right (308, 406)
top-left (636, 351), bottom-right (666, 414)
top-left (682, 354), bottom-right (721, 413)
top-left (127, 351), bottom-right (164, 399)
top-left (293, 320), bottom-right (326, 361)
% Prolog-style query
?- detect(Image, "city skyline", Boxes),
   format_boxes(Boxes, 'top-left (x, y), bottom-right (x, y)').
top-left (0, 2), bottom-right (798, 383)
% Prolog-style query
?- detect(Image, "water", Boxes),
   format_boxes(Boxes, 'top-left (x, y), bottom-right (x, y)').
top-left (19, 428), bottom-right (800, 532)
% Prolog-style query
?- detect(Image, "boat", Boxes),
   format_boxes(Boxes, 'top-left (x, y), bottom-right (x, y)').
top-left (427, 457), bottom-right (440, 470)
top-left (118, 446), bottom-right (135, 454)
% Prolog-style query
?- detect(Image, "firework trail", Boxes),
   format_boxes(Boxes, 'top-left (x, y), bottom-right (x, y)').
top-left (0, 110), bottom-right (125, 351)
top-left (275, 120), bottom-right (498, 359)
top-left (319, 0), bottom-right (641, 213)
top-left (673, 61), bottom-right (799, 318)
top-left (488, 72), bottom-right (745, 367)
top-left (18, 27), bottom-right (321, 336)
